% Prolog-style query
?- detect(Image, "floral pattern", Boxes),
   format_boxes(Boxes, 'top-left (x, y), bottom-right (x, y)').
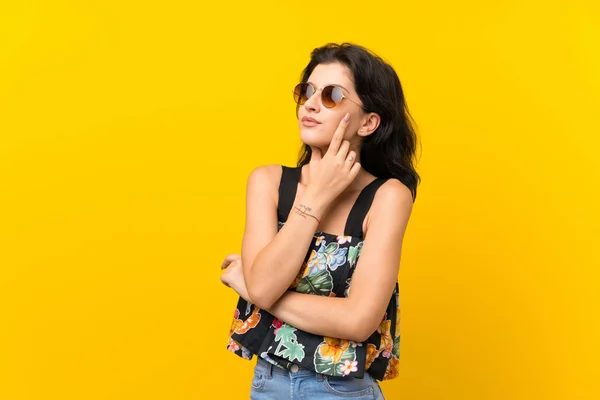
top-left (318, 337), bottom-right (352, 364)
top-left (341, 360), bottom-right (359, 375)
top-left (227, 221), bottom-right (401, 381)
top-left (336, 235), bottom-right (352, 244)
top-left (314, 336), bottom-right (357, 376)
top-left (307, 241), bottom-right (348, 274)
top-left (232, 307), bottom-right (261, 335)
top-left (365, 343), bottom-right (379, 370)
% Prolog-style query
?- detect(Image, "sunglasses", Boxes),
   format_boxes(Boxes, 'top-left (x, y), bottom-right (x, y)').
top-left (293, 82), bottom-right (361, 109)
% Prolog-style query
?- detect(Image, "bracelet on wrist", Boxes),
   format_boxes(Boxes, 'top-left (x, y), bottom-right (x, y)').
top-left (294, 206), bottom-right (321, 224)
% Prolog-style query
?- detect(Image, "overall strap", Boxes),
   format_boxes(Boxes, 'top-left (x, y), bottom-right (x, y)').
top-left (277, 165), bottom-right (301, 223)
top-left (343, 178), bottom-right (388, 239)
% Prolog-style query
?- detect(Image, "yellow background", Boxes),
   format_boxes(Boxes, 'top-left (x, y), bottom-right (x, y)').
top-left (1, 1), bottom-right (599, 399)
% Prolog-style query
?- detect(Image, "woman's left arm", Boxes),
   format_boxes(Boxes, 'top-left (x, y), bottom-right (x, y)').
top-left (221, 179), bottom-right (414, 342)
top-left (268, 180), bottom-right (412, 342)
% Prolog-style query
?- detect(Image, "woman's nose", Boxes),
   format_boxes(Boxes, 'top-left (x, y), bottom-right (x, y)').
top-left (303, 89), bottom-right (321, 112)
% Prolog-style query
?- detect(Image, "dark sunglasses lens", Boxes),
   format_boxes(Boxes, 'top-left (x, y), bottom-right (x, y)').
top-left (322, 86), bottom-right (344, 108)
top-left (293, 83), bottom-right (314, 105)
top-left (293, 84), bottom-right (304, 104)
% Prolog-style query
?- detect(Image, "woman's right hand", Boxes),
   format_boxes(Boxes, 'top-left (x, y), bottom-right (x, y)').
top-left (306, 113), bottom-right (361, 205)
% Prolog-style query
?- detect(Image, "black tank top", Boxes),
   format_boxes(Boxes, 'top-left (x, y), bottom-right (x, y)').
top-left (226, 165), bottom-right (401, 381)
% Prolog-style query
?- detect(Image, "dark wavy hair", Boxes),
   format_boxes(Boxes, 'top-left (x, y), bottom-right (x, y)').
top-left (296, 43), bottom-right (420, 201)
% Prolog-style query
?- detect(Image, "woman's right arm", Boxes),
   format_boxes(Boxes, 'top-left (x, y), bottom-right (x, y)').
top-left (242, 113), bottom-right (358, 310)
top-left (241, 164), bottom-right (328, 310)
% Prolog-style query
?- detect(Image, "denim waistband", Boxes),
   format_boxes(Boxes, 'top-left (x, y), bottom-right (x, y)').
top-left (256, 356), bottom-right (324, 380)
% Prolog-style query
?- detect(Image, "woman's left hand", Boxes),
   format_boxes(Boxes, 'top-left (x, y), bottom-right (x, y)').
top-left (220, 254), bottom-right (252, 302)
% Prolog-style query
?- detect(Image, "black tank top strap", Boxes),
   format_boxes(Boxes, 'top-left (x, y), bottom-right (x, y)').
top-left (277, 165), bottom-right (301, 223)
top-left (343, 178), bottom-right (388, 239)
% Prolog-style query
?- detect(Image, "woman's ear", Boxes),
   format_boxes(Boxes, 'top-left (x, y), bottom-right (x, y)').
top-left (357, 113), bottom-right (380, 137)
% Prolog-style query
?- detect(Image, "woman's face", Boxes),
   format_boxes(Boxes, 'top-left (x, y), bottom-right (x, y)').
top-left (297, 62), bottom-right (364, 149)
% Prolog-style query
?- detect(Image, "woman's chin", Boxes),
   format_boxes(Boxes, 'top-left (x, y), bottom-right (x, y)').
top-left (300, 129), bottom-right (330, 147)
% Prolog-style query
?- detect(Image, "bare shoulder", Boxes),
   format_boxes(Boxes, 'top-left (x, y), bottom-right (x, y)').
top-left (246, 164), bottom-right (283, 202)
top-left (248, 164), bottom-right (282, 184)
top-left (373, 178), bottom-right (413, 209)
top-left (365, 178), bottom-right (413, 234)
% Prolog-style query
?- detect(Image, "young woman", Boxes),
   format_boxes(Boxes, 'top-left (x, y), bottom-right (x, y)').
top-left (220, 42), bottom-right (419, 399)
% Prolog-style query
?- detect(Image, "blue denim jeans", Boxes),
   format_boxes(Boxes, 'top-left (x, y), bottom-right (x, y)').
top-left (250, 357), bottom-right (385, 399)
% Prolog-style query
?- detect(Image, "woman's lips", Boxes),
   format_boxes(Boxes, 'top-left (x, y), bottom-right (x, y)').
top-left (302, 119), bottom-right (320, 126)
top-left (301, 117), bottom-right (321, 127)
